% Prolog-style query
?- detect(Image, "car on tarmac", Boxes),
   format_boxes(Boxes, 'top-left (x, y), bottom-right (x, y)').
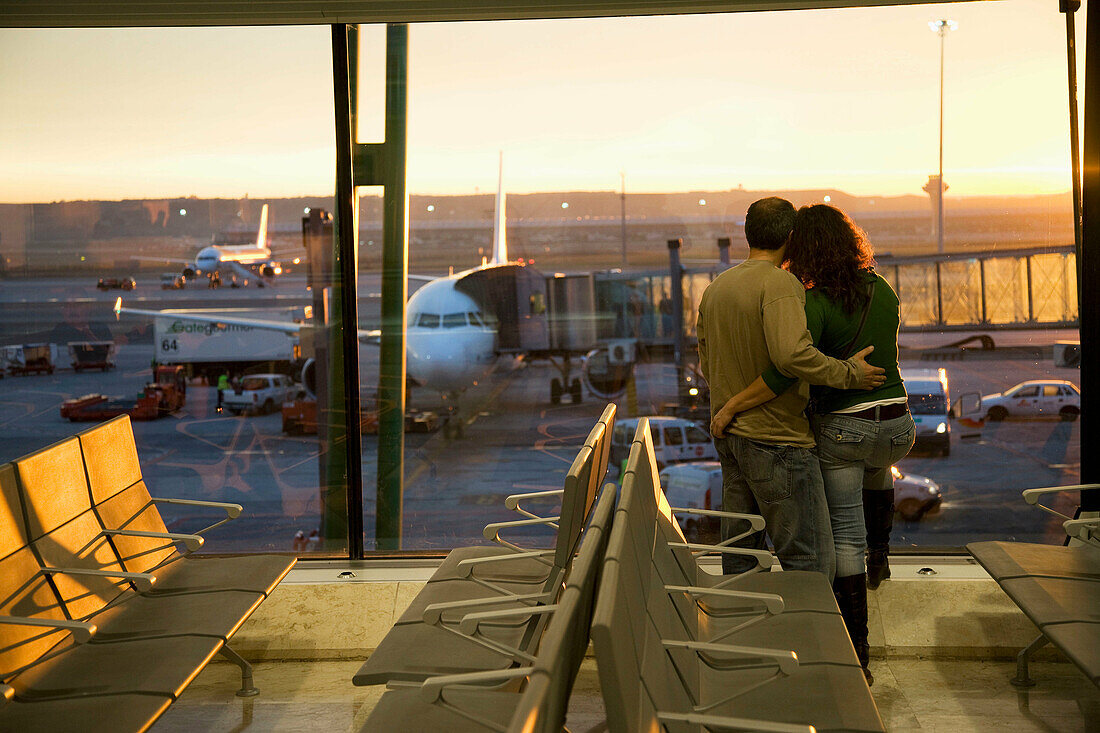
top-left (611, 416), bottom-right (718, 471)
top-left (221, 373), bottom-right (296, 415)
top-left (96, 276), bottom-right (136, 291)
top-left (657, 460), bottom-right (942, 527)
top-left (980, 380), bottom-right (1081, 422)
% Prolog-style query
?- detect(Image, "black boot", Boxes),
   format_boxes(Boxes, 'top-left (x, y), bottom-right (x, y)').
top-left (834, 574), bottom-right (873, 686)
top-left (864, 488), bottom-right (894, 590)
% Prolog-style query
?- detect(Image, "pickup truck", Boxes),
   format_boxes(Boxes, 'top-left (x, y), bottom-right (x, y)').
top-left (222, 373), bottom-right (295, 415)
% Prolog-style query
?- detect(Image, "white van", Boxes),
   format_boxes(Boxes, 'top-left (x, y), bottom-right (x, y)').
top-left (900, 367), bottom-right (951, 456)
top-left (610, 416), bottom-right (718, 471)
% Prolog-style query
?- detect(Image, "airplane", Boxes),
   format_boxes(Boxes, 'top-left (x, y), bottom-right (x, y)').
top-left (114, 158), bottom-right (512, 401)
top-left (136, 203), bottom-right (282, 287)
top-left (115, 157), bottom-right (635, 429)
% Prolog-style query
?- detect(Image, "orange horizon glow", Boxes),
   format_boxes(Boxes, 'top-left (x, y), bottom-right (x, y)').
top-left (0, 0), bottom-right (1085, 204)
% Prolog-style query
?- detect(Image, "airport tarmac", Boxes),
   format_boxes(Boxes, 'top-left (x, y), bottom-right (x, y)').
top-left (0, 326), bottom-right (1081, 554)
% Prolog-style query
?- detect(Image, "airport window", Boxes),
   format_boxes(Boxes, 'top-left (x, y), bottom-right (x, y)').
top-left (0, 2), bottom-right (1086, 559)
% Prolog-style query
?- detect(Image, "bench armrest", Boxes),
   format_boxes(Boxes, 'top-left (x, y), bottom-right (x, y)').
top-left (662, 639), bottom-right (799, 675)
top-left (668, 543), bottom-right (774, 568)
top-left (151, 496), bottom-right (243, 518)
top-left (458, 603), bottom-right (559, 636)
top-left (101, 528), bottom-right (203, 552)
top-left (455, 549), bottom-right (555, 578)
top-left (422, 591), bottom-right (551, 626)
top-left (658, 712), bottom-right (813, 733)
top-left (670, 508), bottom-right (765, 531)
top-left (1022, 485), bottom-right (1100, 522)
top-left (151, 497), bottom-right (242, 536)
top-left (1064, 516), bottom-right (1100, 546)
top-left (415, 666), bottom-right (533, 703)
top-left (41, 567), bottom-right (156, 593)
top-left (503, 488), bottom-right (562, 519)
top-left (482, 515), bottom-right (559, 543)
top-left (664, 585), bottom-right (784, 615)
top-left (0, 615), bottom-right (97, 644)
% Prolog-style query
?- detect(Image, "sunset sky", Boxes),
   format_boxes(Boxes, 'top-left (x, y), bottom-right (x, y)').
top-left (0, 0), bottom-right (1086, 202)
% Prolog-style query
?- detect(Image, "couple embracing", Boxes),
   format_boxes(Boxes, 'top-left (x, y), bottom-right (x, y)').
top-left (696, 197), bottom-right (915, 686)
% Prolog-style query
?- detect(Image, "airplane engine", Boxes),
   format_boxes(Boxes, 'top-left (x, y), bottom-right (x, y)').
top-left (300, 358), bottom-right (317, 399)
top-left (261, 264), bottom-right (276, 278)
top-left (581, 345), bottom-right (635, 400)
top-left (182, 267), bottom-right (196, 278)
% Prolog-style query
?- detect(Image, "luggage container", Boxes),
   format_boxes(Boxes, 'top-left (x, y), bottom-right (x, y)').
top-left (68, 341), bottom-right (117, 372)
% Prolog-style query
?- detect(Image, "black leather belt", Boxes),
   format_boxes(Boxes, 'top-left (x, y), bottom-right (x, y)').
top-left (841, 402), bottom-right (909, 421)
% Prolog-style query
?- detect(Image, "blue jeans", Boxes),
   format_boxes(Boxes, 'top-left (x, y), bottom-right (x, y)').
top-left (714, 434), bottom-right (835, 580)
top-left (811, 411), bottom-right (916, 578)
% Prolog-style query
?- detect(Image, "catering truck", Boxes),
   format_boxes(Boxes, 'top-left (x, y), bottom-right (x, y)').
top-left (152, 307), bottom-right (304, 382)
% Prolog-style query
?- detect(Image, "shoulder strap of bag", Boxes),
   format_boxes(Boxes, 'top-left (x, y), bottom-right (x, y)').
top-left (840, 276), bottom-right (876, 359)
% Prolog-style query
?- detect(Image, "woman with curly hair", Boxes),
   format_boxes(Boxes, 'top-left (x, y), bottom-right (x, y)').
top-left (709, 204), bottom-right (914, 685)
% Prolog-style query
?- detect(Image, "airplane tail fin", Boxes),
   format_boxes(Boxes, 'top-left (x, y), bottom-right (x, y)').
top-left (255, 204), bottom-right (269, 250)
top-left (491, 152), bottom-right (507, 266)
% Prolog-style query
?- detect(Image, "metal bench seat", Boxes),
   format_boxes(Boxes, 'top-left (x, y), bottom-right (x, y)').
top-left (9, 635), bottom-right (222, 701)
top-left (967, 485), bottom-right (1100, 688)
top-left (593, 420), bottom-right (884, 733)
top-left (0, 692), bottom-right (173, 733)
top-left (421, 405), bottom-right (615, 588)
top-left (84, 588), bottom-right (265, 642)
top-left (1042, 622), bottom-right (1100, 685)
top-left (77, 417), bottom-right (296, 598)
top-left (354, 408), bottom-right (614, 688)
top-left (1, 418), bottom-right (295, 731)
top-left (358, 482), bottom-right (617, 732)
top-left (967, 540), bottom-right (1100, 581)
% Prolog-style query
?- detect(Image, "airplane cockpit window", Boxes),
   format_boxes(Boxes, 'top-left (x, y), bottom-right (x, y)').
top-left (467, 312), bottom-right (485, 327)
top-left (417, 313), bottom-right (441, 328)
top-left (442, 313), bottom-right (467, 328)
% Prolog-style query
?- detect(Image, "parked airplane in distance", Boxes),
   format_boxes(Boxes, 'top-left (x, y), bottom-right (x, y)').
top-left (136, 204), bottom-right (281, 287)
top-left (115, 155), bottom-right (629, 414)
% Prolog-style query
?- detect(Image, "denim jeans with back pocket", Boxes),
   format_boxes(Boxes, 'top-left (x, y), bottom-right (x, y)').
top-left (714, 433), bottom-right (835, 580)
top-left (811, 411), bottom-right (917, 578)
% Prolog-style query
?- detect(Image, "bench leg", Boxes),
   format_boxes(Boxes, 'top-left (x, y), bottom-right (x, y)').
top-left (1011, 633), bottom-right (1049, 688)
top-left (219, 644), bottom-right (260, 697)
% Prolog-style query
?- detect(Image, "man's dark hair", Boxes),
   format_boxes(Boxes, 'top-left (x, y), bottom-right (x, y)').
top-left (744, 197), bottom-right (796, 250)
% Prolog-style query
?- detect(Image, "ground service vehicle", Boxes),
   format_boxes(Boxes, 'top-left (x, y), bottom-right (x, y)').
top-left (901, 367), bottom-right (951, 456)
top-left (611, 416), bottom-right (717, 470)
top-left (222, 373), bottom-right (295, 415)
top-left (160, 272), bottom-right (186, 289)
top-left (60, 365), bottom-right (187, 421)
top-left (980, 380), bottom-right (1081, 422)
top-left (97, 277), bottom-right (136, 291)
top-left (152, 307), bottom-right (302, 382)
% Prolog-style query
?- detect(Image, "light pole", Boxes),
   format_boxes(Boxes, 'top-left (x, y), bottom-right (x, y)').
top-left (929, 19), bottom-right (957, 254)
top-left (619, 171), bottom-right (627, 268)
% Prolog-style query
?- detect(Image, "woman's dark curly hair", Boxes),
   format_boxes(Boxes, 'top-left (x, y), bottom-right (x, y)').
top-left (784, 204), bottom-right (876, 314)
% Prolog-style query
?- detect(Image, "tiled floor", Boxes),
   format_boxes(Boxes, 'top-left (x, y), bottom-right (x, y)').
top-left (156, 656), bottom-right (1099, 732)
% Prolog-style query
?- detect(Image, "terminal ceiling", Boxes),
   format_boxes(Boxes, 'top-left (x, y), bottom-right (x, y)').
top-left (2, 0), bottom-right (982, 28)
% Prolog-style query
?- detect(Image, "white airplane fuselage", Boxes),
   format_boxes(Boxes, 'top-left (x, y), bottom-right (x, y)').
top-left (195, 244), bottom-right (274, 274)
top-left (405, 273), bottom-right (497, 394)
